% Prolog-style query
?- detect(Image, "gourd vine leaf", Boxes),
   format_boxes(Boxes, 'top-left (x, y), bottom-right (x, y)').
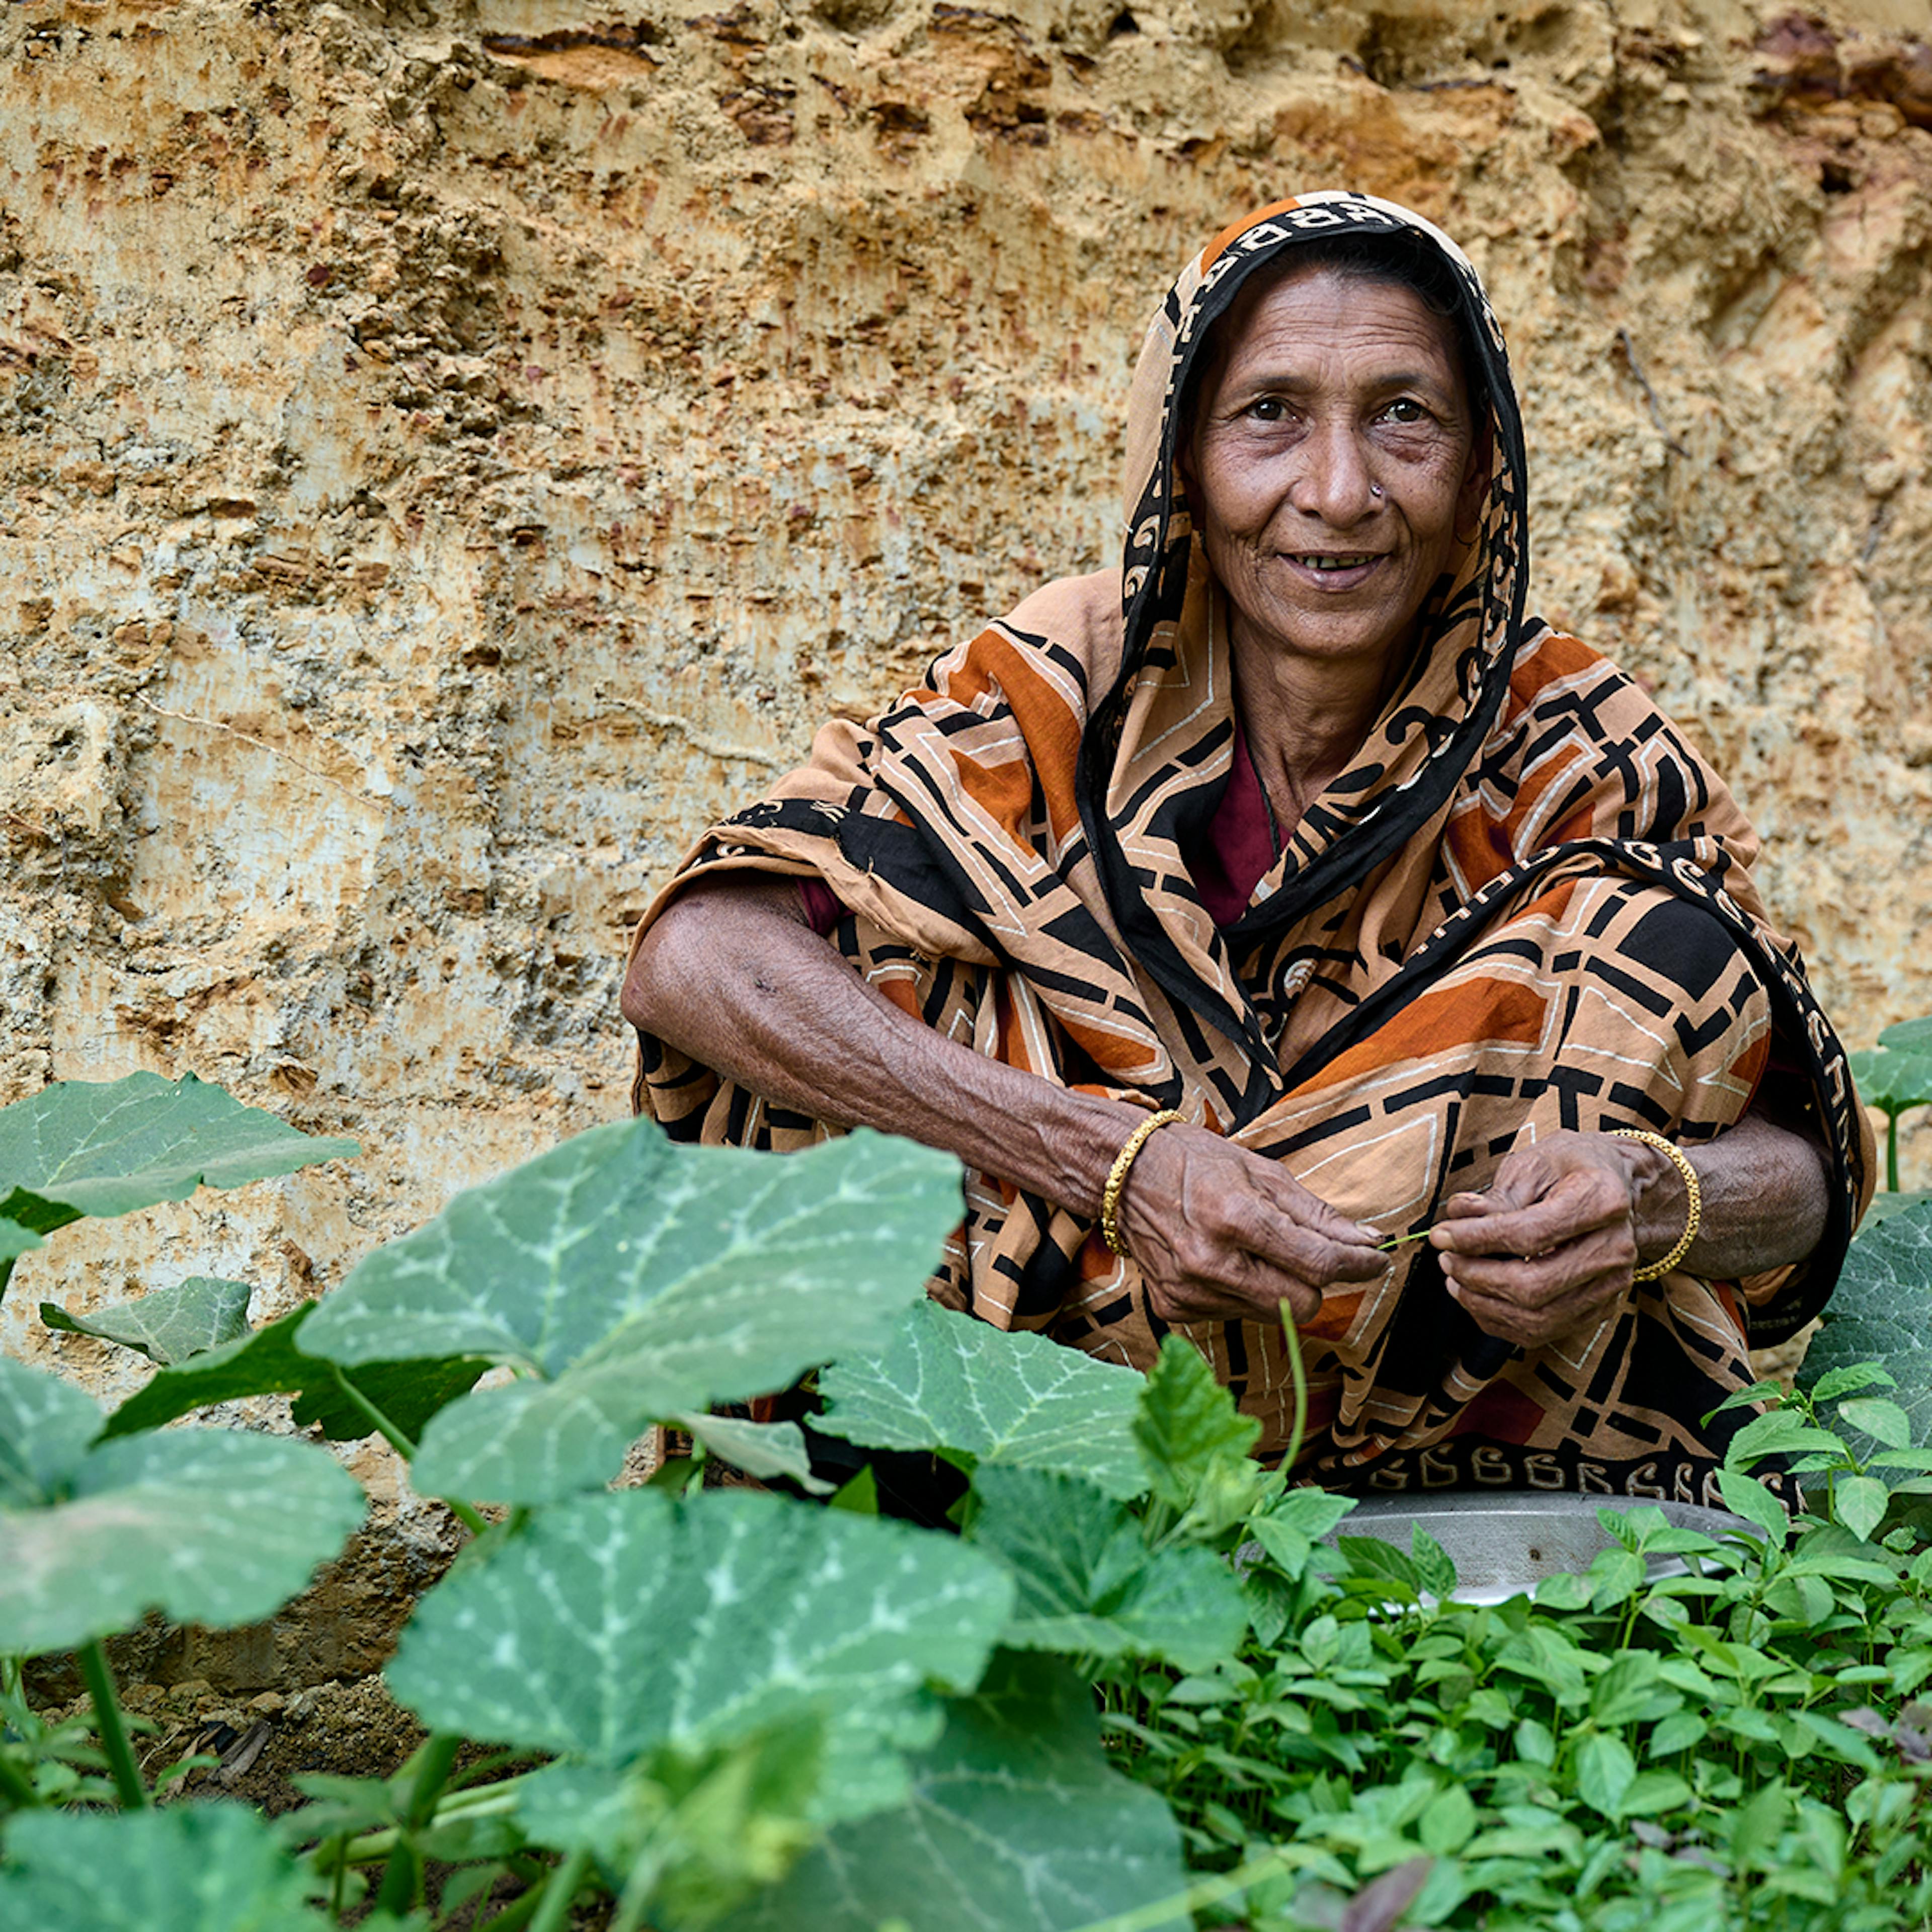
top-left (97, 1300), bottom-right (488, 1444)
top-left (1880, 1016), bottom-right (1932, 1055)
top-left (0, 1804), bottom-right (340, 1932)
top-left (707, 1650), bottom-right (1189, 1932)
top-left (300, 1123), bottom-right (962, 1504)
top-left (1860, 1190), bottom-right (1932, 1231)
top-left (0, 1074), bottom-right (359, 1301)
top-left (0, 1355), bottom-right (367, 1654)
top-left (666, 1412), bottom-right (834, 1494)
top-left (41, 1275), bottom-right (254, 1365)
top-left (1849, 1044), bottom-right (1932, 1116)
top-left (386, 1488), bottom-right (1014, 1830)
top-left (1801, 1198), bottom-right (1932, 1456)
top-left (966, 1465), bottom-right (1249, 1671)
top-left (1132, 1335), bottom-right (1271, 1536)
top-left (815, 1300), bottom-right (1147, 1500)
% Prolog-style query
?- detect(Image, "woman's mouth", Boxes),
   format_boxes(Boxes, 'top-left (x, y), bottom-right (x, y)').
top-left (1291, 553), bottom-right (1378, 572)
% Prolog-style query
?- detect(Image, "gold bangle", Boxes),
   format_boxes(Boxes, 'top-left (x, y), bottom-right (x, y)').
top-left (1100, 1109), bottom-right (1184, 1257)
top-left (1608, 1128), bottom-right (1702, 1282)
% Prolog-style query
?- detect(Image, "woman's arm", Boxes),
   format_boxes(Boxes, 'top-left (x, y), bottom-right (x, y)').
top-left (1426, 1114), bottom-right (1830, 1349)
top-left (622, 872), bottom-right (1387, 1325)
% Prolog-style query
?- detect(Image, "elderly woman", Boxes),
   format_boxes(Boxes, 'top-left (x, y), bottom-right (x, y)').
top-left (622, 192), bottom-right (1872, 1505)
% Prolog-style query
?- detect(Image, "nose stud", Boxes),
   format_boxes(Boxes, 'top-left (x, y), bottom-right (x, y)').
top-left (1370, 484), bottom-right (1385, 499)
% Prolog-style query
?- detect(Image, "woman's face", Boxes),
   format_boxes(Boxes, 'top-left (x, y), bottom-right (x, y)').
top-left (1187, 263), bottom-right (1484, 685)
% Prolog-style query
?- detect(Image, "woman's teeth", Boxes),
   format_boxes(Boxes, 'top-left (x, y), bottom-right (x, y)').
top-left (1296, 554), bottom-right (1375, 571)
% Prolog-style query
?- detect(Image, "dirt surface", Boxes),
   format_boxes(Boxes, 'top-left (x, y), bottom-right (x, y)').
top-left (3, 0), bottom-right (1930, 1688)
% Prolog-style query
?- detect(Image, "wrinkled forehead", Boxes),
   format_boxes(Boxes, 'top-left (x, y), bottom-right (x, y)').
top-left (1192, 254), bottom-right (1473, 406)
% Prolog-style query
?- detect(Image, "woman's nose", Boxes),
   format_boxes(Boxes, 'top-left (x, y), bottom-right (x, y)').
top-left (1289, 421), bottom-right (1378, 526)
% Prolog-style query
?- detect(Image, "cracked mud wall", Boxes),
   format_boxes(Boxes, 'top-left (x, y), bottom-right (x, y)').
top-left (3, 0), bottom-right (1931, 1675)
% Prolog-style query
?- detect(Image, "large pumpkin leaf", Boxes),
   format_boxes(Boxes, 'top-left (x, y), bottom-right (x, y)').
top-left (99, 1301), bottom-right (487, 1445)
top-left (1802, 1199), bottom-right (1932, 1452)
top-left (386, 1487), bottom-right (1013, 1827)
top-left (709, 1650), bottom-right (1188, 1932)
top-left (0, 1357), bottom-right (367, 1654)
top-left (0, 1352), bottom-right (103, 1508)
top-left (968, 1465), bottom-right (1249, 1670)
top-left (0, 1072), bottom-right (359, 1234)
top-left (1850, 1044), bottom-right (1932, 1116)
top-left (0, 1805), bottom-right (334, 1932)
top-left (815, 1301), bottom-right (1148, 1500)
top-left (302, 1123), bottom-right (961, 1503)
top-left (41, 1275), bottom-right (254, 1365)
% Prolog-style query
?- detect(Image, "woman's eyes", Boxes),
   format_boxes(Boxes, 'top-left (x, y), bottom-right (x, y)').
top-left (1236, 395), bottom-right (1434, 426)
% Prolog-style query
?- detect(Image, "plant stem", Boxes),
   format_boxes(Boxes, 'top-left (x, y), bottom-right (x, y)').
top-left (1888, 1112), bottom-right (1901, 1193)
top-left (1376, 1226), bottom-right (1435, 1251)
top-left (327, 1365), bottom-right (492, 1538)
top-left (77, 1639), bottom-right (146, 1810)
top-left (0, 1746), bottom-right (39, 1811)
top-left (334, 1778), bottom-right (530, 1867)
top-left (403, 1732), bottom-right (464, 1826)
top-left (525, 1846), bottom-right (591, 1932)
top-left (1279, 1302), bottom-right (1310, 1478)
top-left (475, 1882), bottom-right (550, 1932)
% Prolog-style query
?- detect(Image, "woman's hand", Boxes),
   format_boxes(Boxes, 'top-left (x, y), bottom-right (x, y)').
top-left (1425, 1130), bottom-right (1676, 1348)
top-left (1115, 1124), bottom-right (1387, 1327)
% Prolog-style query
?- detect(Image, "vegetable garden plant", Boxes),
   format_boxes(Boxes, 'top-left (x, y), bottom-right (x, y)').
top-left (4, 1068), bottom-right (1932, 1930)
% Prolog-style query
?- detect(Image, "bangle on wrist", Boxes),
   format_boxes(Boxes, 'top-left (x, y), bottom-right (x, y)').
top-left (1608, 1128), bottom-right (1702, 1281)
top-left (1100, 1109), bottom-right (1184, 1257)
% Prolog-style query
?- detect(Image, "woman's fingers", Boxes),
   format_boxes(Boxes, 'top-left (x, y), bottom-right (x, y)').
top-left (1118, 1128), bottom-right (1381, 1327)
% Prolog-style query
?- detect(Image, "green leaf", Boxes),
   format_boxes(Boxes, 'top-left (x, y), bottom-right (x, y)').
top-left (514, 1717), bottom-right (824, 1927)
top-left (669, 1413), bottom-right (833, 1495)
top-left (1619, 1770), bottom-right (1693, 1817)
top-left (386, 1487), bottom-right (1013, 1826)
top-left (1418, 1784), bottom-right (1477, 1855)
top-left (1574, 1733), bottom-right (1637, 1818)
top-left (0, 1359), bottom-right (366, 1653)
top-left (1858, 1191), bottom-right (1932, 1230)
top-left (0, 1803), bottom-right (333, 1930)
top-left (1336, 1536), bottom-right (1421, 1599)
top-left (0, 1352), bottom-right (103, 1508)
top-left (1649, 1712), bottom-right (1707, 1757)
top-left (817, 1299), bottom-right (1146, 1500)
top-left (1726, 1408), bottom-right (1852, 1468)
top-left (966, 1466), bottom-right (1247, 1671)
top-left (1717, 1469), bottom-right (1793, 1549)
top-left (1833, 1474), bottom-right (1893, 1544)
top-left (1838, 1398), bottom-right (1913, 1453)
top-left (709, 1651), bottom-right (1188, 1932)
top-left (1801, 1203), bottom-right (1932, 1454)
top-left (40, 1276), bottom-right (253, 1365)
top-left (100, 1302), bottom-right (486, 1445)
top-left (1850, 1045), bottom-right (1932, 1116)
top-left (0, 1072), bottom-right (357, 1229)
top-left (303, 1123), bottom-right (961, 1503)
top-left (1882, 1017), bottom-right (1932, 1055)
top-left (1729, 1784), bottom-right (1789, 1870)
top-left (1132, 1336), bottom-right (1264, 1533)
top-left (1411, 1525), bottom-right (1459, 1600)
top-left (1811, 1364), bottom-right (1898, 1404)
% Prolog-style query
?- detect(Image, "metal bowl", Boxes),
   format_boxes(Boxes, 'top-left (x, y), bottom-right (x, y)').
top-left (1329, 1492), bottom-right (1754, 1605)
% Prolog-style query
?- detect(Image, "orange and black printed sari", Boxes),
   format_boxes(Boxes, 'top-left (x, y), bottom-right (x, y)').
top-left (629, 192), bottom-right (1872, 1504)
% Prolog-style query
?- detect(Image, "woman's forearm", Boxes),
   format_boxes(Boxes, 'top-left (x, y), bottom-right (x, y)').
top-left (621, 873), bottom-right (1146, 1217)
top-left (1628, 1107), bottom-right (1830, 1283)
